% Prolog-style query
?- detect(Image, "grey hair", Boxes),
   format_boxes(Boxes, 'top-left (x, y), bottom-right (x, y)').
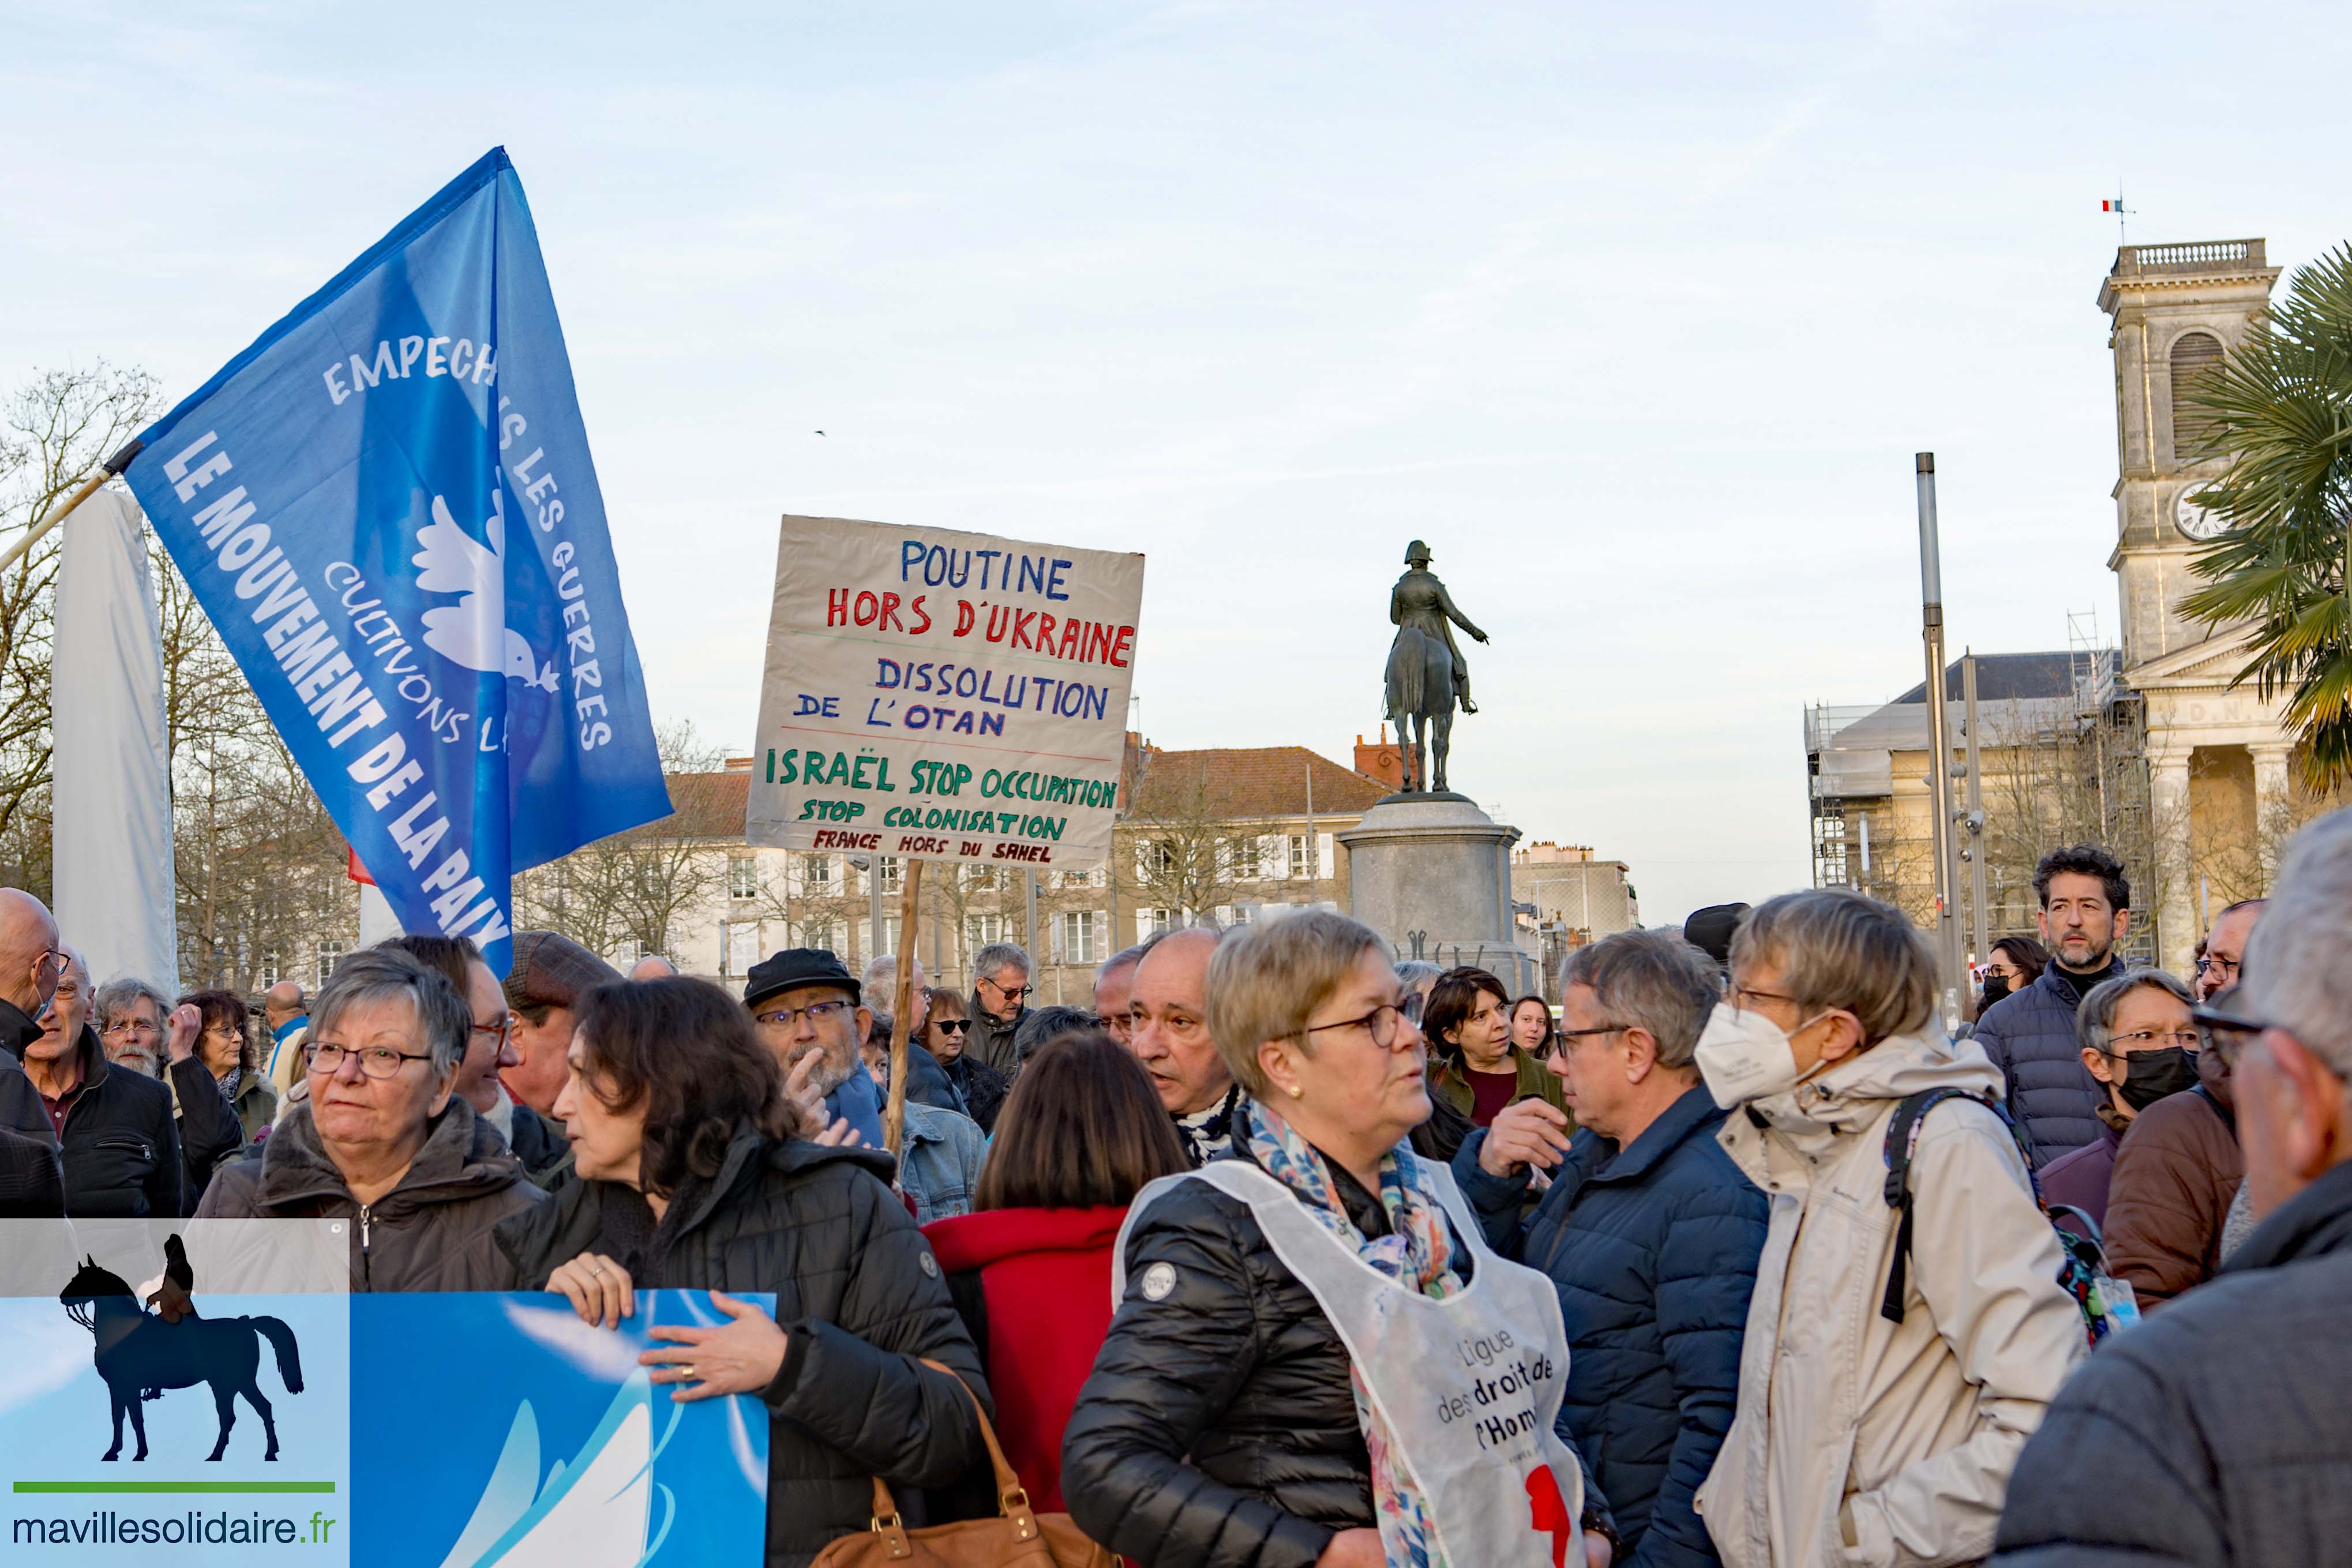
top-left (93, 976), bottom-right (171, 1029)
top-left (1210, 911), bottom-right (1385, 1099)
top-left (974, 941), bottom-right (1031, 981)
top-left (1097, 943), bottom-right (1149, 984)
top-left (2076, 970), bottom-right (2197, 1057)
top-left (1394, 959), bottom-right (1443, 990)
top-left (2242, 809), bottom-right (2352, 1071)
top-left (1731, 889), bottom-right (1937, 1046)
top-left (312, 947), bottom-right (469, 1078)
top-left (861, 952), bottom-right (922, 990)
top-left (1558, 929), bottom-right (1724, 1069)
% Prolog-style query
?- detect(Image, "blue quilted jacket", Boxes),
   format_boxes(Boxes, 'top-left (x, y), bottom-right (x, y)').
top-left (1455, 1085), bottom-right (1766, 1568)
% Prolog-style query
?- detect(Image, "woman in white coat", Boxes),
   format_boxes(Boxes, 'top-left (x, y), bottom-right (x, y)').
top-left (1693, 891), bottom-right (2084, 1568)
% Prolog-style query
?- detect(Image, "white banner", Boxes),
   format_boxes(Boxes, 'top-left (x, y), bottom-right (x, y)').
top-left (746, 515), bottom-right (1144, 872)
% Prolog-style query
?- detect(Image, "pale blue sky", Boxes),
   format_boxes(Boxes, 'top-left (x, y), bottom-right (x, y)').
top-left (7, 1), bottom-right (2346, 922)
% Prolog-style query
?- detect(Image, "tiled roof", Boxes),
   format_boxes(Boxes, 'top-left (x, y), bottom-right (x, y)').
top-left (661, 742), bottom-right (1387, 845)
top-left (1126, 743), bottom-right (1387, 821)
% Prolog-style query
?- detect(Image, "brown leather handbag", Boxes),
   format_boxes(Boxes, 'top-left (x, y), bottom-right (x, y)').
top-left (812, 1360), bottom-right (1113, 1567)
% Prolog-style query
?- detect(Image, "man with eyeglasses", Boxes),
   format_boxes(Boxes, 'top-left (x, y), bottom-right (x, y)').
top-left (2194, 898), bottom-right (2264, 1001)
top-left (377, 935), bottom-right (565, 1186)
top-left (965, 941), bottom-right (1034, 1076)
top-left (1455, 928), bottom-right (1766, 1567)
top-left (18, 947), bottom-right (186, 1218)
top-left (0, 887), bottom-right (67, 1215)
top-left (745, 949), bottom-right (884, 1147)
top-left (1993, 809), bottom-right (2352, 1568)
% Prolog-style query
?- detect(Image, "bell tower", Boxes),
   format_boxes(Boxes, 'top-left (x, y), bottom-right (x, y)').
top-left (2097, 240), bottom-right (2279, 668)
top-left (2098, 239), bottom-right (2294, 976)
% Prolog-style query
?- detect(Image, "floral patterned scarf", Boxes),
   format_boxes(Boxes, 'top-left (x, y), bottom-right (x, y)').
top-left (1243, 1097), bottom-right (1464, 1567)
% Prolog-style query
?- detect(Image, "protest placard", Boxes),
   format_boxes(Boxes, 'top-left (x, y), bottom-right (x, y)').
top-left (746, 515), bottom-right (1146, 873)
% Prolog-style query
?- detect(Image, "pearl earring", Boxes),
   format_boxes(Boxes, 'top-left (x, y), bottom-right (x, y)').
top-left (1286, 1084), bottom-right (1303, 1099)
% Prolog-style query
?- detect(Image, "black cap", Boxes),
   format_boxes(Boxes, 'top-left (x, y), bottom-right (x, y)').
top-left (1683, 903), bottom-right (1751, 967)
top-left (744, 948), bottom-right (861, 1011)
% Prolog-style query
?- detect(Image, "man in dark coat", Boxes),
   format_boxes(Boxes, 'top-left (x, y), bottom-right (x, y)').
top-left (1974, 844), bottom-right (2135, 1167)
top-left (1992, 808), bottom-right (2352, 1567)
top-left (1457, 929), bottom-right (1765, 1567)
top-left (0, 888), bottom-right (69, 1202)
top-left (21, 959), bottom-right (184, 1218)
top-left (965, 941), bottom-right (1031, 1076)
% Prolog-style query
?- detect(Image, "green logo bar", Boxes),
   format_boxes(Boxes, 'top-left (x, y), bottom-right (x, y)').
top-left (12, 1481), bottom-right (338, 1494)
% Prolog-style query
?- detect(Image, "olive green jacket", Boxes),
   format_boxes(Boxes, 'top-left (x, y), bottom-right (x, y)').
top-left (1429, 1045), bottom-right (1569, 1123)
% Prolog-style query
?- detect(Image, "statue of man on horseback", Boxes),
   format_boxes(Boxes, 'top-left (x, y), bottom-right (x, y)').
top-left (1383, 539), bottom-right (1488, 794)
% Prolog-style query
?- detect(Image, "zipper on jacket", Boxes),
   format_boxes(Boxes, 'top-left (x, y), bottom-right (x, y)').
top-left (358, 1203), bottom-right (373, 1288)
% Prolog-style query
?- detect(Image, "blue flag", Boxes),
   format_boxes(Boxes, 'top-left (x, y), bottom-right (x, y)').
top-left (122, 148), bottom-right (669, 973)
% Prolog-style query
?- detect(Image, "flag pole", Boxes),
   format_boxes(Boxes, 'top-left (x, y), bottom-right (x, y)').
top-left (0, 441), bottom-right (144, 575)
top-left (884, 857), bottom-right (926, 1157)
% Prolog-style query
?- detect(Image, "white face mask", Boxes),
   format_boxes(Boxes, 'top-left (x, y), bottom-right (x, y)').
top-left (1694, 1001), bottom-right (1833, 1109)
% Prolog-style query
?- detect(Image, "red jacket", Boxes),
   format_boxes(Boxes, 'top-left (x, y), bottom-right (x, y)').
top-left (921, 1203), bottom-right (1127, 1511)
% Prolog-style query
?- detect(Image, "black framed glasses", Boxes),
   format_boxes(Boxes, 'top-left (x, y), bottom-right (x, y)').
top-left (2195, 954), bottom-right (2242, 983)
top-left (1303, 1003), bottom-right (1413, 1052)
top-left (1550, 1023), bottom-right (1630, 1057)
top-left (753, 999), bottom-right (853, 1031)
top-left (2192, 1004), bottom-right (2279, 1068)
top-left (306, 1041), bottom-right (437, 1079)
top-left (933, 1018), bottom-right (971, 1034)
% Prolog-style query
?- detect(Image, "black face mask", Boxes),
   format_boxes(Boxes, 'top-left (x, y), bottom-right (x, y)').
top-left (1979, 976), bottom-right (2011, 1007)
top-left (2117, 1046), bottom-right (2199, 1112)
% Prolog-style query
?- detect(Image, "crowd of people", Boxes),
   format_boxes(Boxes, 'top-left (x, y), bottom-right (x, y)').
top-left (5, 806), bottom-right (2352, 1566)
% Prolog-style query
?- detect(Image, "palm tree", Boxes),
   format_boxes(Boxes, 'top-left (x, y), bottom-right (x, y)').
top-left (2178, 244), bottom-right (2352, 792)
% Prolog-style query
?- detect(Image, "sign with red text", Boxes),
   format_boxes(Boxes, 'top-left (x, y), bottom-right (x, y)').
top-left (746, 515), bottom-right (1144, 872)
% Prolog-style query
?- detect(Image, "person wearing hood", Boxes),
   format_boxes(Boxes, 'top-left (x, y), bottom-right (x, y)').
top-left (1973, 847), bottom-right (2135, 1167)
top-left (2037, 970), bottom-right (2201, 1234)
top-left (498, 976), bottom-right (988, 1568)
top-left (196, 947), bottom-right (546, 1291)
top-left (1693, 890), bottom-right (2084, 1568)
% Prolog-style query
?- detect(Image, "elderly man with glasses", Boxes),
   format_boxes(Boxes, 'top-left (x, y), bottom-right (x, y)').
top-left (18, 950), bottom-right (186, 1219)
top-left (1454, 928), bottom-right (1766, 1567)
top-left (1994, 808), bottom-right (2352, 1568)
top-left (745, 949), bottom-right (883, 1147)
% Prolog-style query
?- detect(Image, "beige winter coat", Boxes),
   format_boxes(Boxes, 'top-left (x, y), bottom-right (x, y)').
top-left (1696, 1028), bottom-right (2084, 1568)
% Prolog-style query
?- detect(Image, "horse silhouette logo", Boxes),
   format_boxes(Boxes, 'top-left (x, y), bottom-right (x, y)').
top-left (57, 1244), bottom-right (303, 1463)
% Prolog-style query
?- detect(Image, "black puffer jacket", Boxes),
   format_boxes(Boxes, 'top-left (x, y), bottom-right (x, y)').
top-left (1973, 958), bottom-right (2124, 1168)
top-left (941, 1052), bottom-right (1008, 1135)
top-left (51, 1026), bottom-right (183, 1217)
top-left (496, 1129), bottom-right (991, 1568)
top-left (1061, 1156), bottom-right (1386, 1568)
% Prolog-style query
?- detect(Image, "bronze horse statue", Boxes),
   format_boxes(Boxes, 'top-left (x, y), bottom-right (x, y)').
top-left (1383, 539), bottom-right (1487, 793)
top-left (58, 1254), bottom-right (303, 1462)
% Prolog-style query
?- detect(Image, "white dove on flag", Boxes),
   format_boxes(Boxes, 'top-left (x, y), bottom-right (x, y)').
top-left (412, 488), bottom-right (558, 692)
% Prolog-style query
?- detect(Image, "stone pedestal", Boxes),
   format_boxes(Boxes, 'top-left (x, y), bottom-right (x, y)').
top-left (1337, 793), bottom-right (1536, 992)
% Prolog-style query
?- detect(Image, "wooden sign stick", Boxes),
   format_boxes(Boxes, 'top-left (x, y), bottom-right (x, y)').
top-left (884, 857), bottom-right (926, 1157)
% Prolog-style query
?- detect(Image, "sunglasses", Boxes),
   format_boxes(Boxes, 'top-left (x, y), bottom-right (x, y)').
top-left (2191, 1003), bottom-right (2279, 1068)
top-left (933, 1019), bottom-right (971, 1034)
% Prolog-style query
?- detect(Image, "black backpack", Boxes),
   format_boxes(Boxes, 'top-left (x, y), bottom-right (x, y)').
top-left (1879, 1087), bottom-right (2128, 1344)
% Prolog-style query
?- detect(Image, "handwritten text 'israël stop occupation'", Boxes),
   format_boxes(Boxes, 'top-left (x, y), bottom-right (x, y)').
top-left (759, 534), bottom-right (1139, 868)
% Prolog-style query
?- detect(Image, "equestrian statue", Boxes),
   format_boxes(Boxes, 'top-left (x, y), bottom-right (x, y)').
top-left (1383, 539), bottom-right (1487, 794)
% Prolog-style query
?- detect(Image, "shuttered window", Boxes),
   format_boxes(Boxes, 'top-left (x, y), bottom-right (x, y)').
top-left (2170, 331), bottom-right (2225, 461)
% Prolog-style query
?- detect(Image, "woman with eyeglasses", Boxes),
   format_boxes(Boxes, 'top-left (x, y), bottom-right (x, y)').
top-left (1065, 910), bottom-right (1610, 1568)
top-left (196, 947), bottom-right (547, 1290)
top-left (178, 988), bottom-right (276, 1140)
top-left (920, 986), bottom-right (1008, 1134)
top-left (2102, 962), bottom-right (2261, 1310)
top-left (2039, 971), bottom-right (2200, 1237)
